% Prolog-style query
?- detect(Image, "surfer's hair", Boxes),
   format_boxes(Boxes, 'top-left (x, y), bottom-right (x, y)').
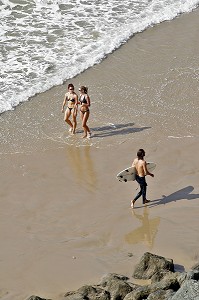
top-left (137, 149), bottom-right (145, 159)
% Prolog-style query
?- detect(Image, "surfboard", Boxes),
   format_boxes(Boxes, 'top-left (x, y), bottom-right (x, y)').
top-left (116, 162), bottom-right (156, 182)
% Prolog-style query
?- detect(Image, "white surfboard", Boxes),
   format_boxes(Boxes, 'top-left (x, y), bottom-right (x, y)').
top-left (116, 162), bottom-right (156, 182)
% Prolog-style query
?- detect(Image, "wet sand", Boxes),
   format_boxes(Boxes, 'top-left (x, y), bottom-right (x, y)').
top-left (0, 8), bottom-right (199, 300)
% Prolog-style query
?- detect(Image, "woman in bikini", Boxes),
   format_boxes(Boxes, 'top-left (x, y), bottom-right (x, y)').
top-left (61, 83), bottom-right (78, 134)
top-left (78, 86), bottom-right (91, 138)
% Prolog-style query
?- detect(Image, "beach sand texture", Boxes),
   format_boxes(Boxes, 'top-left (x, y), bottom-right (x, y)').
top-left (0, 8), bottom-right (199, 300)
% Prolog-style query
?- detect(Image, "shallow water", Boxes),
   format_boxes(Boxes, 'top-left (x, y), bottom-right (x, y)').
top-left (1, 8), bottom-right (199, 154)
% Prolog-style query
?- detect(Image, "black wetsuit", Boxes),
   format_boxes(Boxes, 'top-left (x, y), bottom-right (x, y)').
top-left (134, 175), bottom-right (147, 204)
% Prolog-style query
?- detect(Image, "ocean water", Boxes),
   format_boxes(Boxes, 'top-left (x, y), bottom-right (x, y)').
top-left (1, 0), bottom-right (199, 114)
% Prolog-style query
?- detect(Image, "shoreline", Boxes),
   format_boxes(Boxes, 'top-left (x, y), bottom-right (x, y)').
top-left (1, 4), bottom-right (199, 116)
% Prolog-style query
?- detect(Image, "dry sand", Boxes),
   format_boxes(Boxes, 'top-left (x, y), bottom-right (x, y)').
top-left (0, 8), bottom-right (199, 300)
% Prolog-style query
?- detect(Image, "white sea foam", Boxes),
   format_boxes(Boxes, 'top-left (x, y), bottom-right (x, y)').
top-left (0, 0), bottom-right (199, 114)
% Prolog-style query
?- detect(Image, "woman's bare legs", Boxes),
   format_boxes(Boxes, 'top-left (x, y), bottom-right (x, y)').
top-left (80, 111), bottom-right (90, 138)
top-left (72, 109), bottom-right (77, 134)
top-left (64, 108), bottom-right (73, 132)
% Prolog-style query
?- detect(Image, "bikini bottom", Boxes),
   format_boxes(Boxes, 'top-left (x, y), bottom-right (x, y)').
top-left (81, 110), bottom-right (89, 114)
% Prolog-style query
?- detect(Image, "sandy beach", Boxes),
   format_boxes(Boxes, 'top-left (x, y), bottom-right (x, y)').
top-left (0, 8), bottom-right (199, 300)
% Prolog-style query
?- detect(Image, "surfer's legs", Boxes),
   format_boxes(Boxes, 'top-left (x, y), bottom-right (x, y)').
top-left (131, 199), bottom-right (136, 208)
top-left (131, 187), bottom-right (142, 208)
top-left (142, 185), bottom-right (147, 203)
top-left (141, 185), bottom-right (150, 204)
top-left (134, 189), bottom-right (142, 201)
top-left (132, 184), bottom-right (147, 208)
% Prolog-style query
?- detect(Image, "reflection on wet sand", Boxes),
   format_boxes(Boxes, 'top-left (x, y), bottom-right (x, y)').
top-left (64, 145), bottom-right (97, 192)
top-left (125, 207), bottom-right (160, 249)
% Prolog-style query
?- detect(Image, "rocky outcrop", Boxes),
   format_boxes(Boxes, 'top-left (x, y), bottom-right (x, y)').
top-left (133, 252), bottom-right (174, 279)
top-left (27, 252), bottom-right (199, 300)
top-left (169, 280), bottom-right (199, 300)
top-left (27, 297), bottom-right (51, 300)
top-left (64, 285), bottom-right (110, 300)
top-left (99, 273), bottom-right (139, 300)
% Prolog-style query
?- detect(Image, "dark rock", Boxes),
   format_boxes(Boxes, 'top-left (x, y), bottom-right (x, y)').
top-left (27, 297), bottom-right (51, 300)
top-left (176, 272), bottom-right (189, 285)
top-left (100, 273), bottom-right (130, 284)
top-left (151, 271), bottom-right (181, 286)
top-left (124, 272), bottom-right (180, 300)
top-left (99, 273), bottom-right (138, 300)
top-left (149, 275), bottom-right (180, 292)
top-left (64, 285), bottom-right (110, 300)
top-left (63, 291), bottom-right (85, 300)
top-left (151, 271), bottom-right (174, 283)
top-left (188, 270), bottom-right (199, 281)
top-left (133, 252), bottom-right (174, 279)
top-left (29, 253), bottom-right (199, 300)
top-left (169, 279), bottom-right (199, 300)
top-left (177, 270), bottom-right (199, 285)
top-left (147, 289), bottom-right (175, 300)
top-left (191, 262), bottom-right (199, 271)
top-left (123, 286), bottom-right (149, 300)
top-left (128, 253), bottom-right (133, 257)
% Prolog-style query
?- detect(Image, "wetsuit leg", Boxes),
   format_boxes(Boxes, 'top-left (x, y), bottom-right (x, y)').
top-left (134, 175), bottom-right (147, 204)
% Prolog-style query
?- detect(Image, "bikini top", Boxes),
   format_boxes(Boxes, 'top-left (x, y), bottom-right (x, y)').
top-left (79, 95), bottom-right (87, 104)
top-left (66, 95), bottom-right (75, 103)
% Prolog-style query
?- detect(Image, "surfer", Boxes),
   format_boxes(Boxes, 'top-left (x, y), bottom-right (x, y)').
top-left (61, 83), bottom-right (78, 134)
top-left (78, 86), bottom-right (91, 138)
top-left (131, 149), bottom-right (154, 208)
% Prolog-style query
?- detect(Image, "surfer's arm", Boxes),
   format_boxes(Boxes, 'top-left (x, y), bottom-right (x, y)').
top-left (131, 158), bottom-right (136, 167)
top-left (144, 162), bottom-right (154, 177)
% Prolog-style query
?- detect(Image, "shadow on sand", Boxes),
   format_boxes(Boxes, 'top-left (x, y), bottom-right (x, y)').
top-left (148, 186), bottom-right (199, 208)
top-left (91, 122), bottom-right (151, 138)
